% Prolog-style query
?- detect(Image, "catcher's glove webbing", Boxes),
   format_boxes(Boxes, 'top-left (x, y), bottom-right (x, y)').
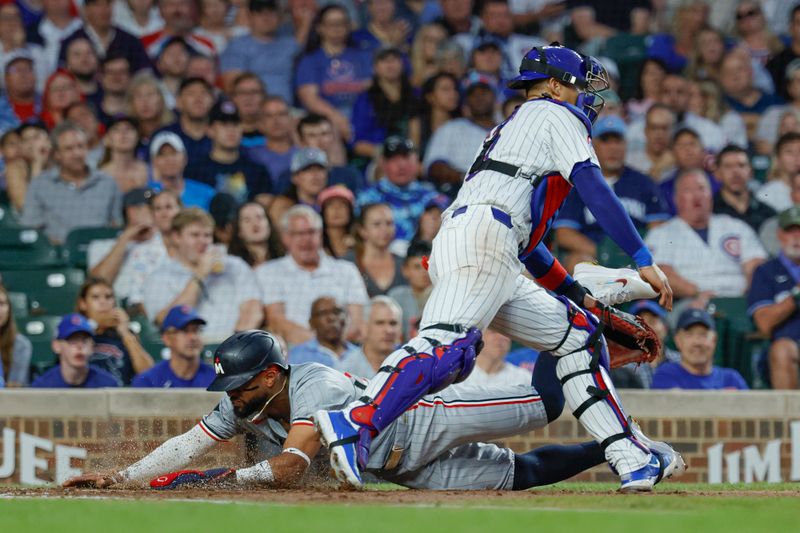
top-left (589, 304), bottom-right (661, 368)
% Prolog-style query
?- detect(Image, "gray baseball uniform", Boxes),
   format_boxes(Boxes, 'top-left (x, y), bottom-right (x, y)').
top-left (199, 363), bottom-right (547, 490)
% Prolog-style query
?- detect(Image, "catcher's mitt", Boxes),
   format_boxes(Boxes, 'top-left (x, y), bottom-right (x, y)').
top-left (588, 304), bottom-right (661, 368)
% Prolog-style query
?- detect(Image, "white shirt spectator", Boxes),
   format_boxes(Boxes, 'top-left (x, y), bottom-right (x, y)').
top-left (626, 112), bottom-right (728, 156)
top-left (756, 180), bottom-right (792, 212)
top-left (142, 254), bottom-right (262, 342)
top-left (645, 214), bottom-right (767, 297)
top-left (88, 233), bottom-right (166, 303)
top-left (423, 118), bottom-right (490, 174)
top-left (112, 0), bottom-right (164, 38)
top-left (256, 254), bottom-right (368, 328)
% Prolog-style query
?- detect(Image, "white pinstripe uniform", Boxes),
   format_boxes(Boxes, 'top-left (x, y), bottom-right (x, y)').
top-left (201, 363), bottom-right (548, 489)
top-left (357, 99), bottom-right (651, 475)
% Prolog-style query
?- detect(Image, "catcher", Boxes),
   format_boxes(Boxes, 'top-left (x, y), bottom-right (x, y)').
top-left (63, 330), bottom-right (683, 491)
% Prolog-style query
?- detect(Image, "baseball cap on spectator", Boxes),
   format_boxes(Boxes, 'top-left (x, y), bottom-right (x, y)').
top-left (248, 0), bottom-right (278, 12)
top-left (462, 70), bottom-right (497, 94)
top-left (123, 187), bottom-right (154, 210)
top-left (209, 100), bottom-right (241, 124)
top-left (161, 305), bottom-right (207, 333)
top-left (424, 194), bottom-right (451, 212)
top-left (676, 308), bottom-right (716, 331)
top-left (209, 192), bottom-right (237, 228)
top-left (291, 147), bottom-right (328, 173)
top-left (374, 45), bottom-right (404, 62)
top-left (318, 185), bottom-right (354, 207)
top-left (3, 50), bottom-right (34, 73)
top-left (150, 131), bottom-right (186, 159)
top-left (178, 76), bottom-right (213, 95)
top-left (56, 313), bottom-right (95, 339)
top-left (778, 206), bottom-right (800, 229)
top-left (383, 136), bottom-right (415, 158)
top-left (629, 300), bottom-right (668, 321)
top-left (593, 115), bottom-right (626, 139)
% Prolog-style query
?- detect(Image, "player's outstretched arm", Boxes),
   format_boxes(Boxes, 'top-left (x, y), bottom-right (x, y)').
top-left (236, 424), bottom-right (322, 487)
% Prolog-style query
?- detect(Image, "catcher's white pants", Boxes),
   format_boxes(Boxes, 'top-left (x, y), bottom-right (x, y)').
top-left (360, 205), bottom-right (649, 474)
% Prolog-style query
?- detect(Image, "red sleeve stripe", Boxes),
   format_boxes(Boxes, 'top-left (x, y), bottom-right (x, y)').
top-left (535, 259), bottom-right (568, 291)
top-left (197, 421), bottom-right (228, 442)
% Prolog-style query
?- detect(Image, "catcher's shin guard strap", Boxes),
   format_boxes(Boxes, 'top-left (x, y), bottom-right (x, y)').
top-left (559, 368), bottom-right (593, 385)
top-left (600, 428), bottom-right (632, 451)
top-left (571, 385), bottom-right (610, 419)
top-left (421, 322), bottom-right (469, 334)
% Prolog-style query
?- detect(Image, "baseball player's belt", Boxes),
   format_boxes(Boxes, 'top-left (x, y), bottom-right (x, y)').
top-left (470, 158), bottom-right (535, 182)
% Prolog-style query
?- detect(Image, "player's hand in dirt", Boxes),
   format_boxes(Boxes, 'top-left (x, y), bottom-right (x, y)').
top-left (62, 473), bottom-right (117, 489)
top-left (638, 263), bottom-right (673, 311)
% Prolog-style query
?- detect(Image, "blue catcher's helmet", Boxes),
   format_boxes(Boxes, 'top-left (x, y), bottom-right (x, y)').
top-left (508, 44), bottom-right (609, 123)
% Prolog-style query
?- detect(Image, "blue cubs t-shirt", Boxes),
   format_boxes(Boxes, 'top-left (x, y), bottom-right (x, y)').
top-left (747, 254), bottom-right (800, 341)
top-left (185, 153), bottom-right (273, 204)
top-left (295, 47), bottom-right (373, 116)
top-left (132, 360), bottom-right (216, 388)
top-left (554, 166), bottom-right (669, 243)
top-left (651, 362), bottom-right (748, 390)
top-left (31, 365), bottom-right (119, 388)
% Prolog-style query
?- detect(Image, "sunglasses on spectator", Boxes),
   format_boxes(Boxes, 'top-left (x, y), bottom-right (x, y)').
top-left (736, 8), bottom-right (759, 21)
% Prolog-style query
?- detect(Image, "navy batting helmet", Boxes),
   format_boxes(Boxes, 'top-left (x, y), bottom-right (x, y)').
top-left (508, 44), bottom-right (609, 123)
top-left (207, 330), bottom-right (287, 392)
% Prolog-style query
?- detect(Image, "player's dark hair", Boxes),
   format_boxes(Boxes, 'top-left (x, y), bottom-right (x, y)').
top-left (715, 144), bottom-right (748, 167)
top-left (776, 131), bottom-right (800, 154)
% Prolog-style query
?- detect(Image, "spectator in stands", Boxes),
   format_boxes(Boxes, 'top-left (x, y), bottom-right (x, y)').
top-left (766, 5), bottom-right (800, 100)
top-left (387, 239), bottom-right (432, 339)
top-left (339, 295), bottom-right (402, 377)
top-left (554, 115), bottom-right (669, 267)
top-left (409, 23), bottom-right (448, 88)
top-left (713, 145), bottom-right (776, 233)
top-left (159, 77), bottom-right (214, 164)
top-left (220, 0), bottom-right (300, 103)
top-left (295, 4), bottom-right (372, 140)
top-left (659, 128), bottom-right (718, 214)
top-left (142, 208), bottom-right (264, 341)
top-left (4, 122), bottom-right (51, 213)
top-left (93, 55), bottom-right (132, 126)
top-left (423, 72), bottom-right (497, 194)
top-left (431, 42), bottom-right (469, 82)
top-left (625, 58), bottom-right (667, 123)
top-left (3, 52), bottom-right (40, 123)
top-left (141, 0), bottom-right (216, 59)
top-left (112, 0), bottom-right (164, 38)
top-left (351, 0), bottom-right (411, 55)
top-left (760, 173), bottom-right (800, 256)
top-left (435, 0), bottom-right (479, 37)
top-left (320, 185), bottom-right (356, 258)
top-left (76, 277), bottom-right (154, 385)
top-left (228, 201), bottom-right (282, 268)
top-left (154, 37), bottom-right (191, 103)
top-left (62, 37), bottom-right (100, 99)
top-left (230, 73), bottom-right (266, 148)
top-left (287, 296), bottom-right (360, 366)
top-left (460, 328), bottom-right (531, 387)
top-left (757, 132), bottom-right (800, 213)
top-left (687, 79), bottom-right (748, 150)
top-left (749, 206), bottom-right (800, 390)
top-left (352, 46), bottom-right (419, 160)
top-left (685, 27), bottom-right (727, 83)
top-left (417, 72), bottom-right (460, 158)
top-left (149, 131), bottom-right (216, 210)
top-left (652, 308), bottom-right (749, 390)
top-left (0, 284), bottom-right (32, 387)
top-left (21, 122), bottom-right (122, 244)
top-left (625, 104), bottom-right (676, 180)
top-left (646, 168), bottom-right (767, 299)
top-left (31, 313), bottom-right (119, 388)
top-left (756, 61), bottom-right (800, 155)
top-left (627, 300), bottom-right (681, 389)
top-left (40, 69), bottom-right (82, 130)
top-left (246, 95), bottom-right (297, 194)
top-left (184, 100), bottom-right (273, 206)
top-left (358, 136), bottom-right (439, 246)
top-left (347, 203), bottom-right (405, 298)
top-left (411, 195), bottom-right (448, 243)
top-left (208, 192), bottom-right (238, 244)
top-left (196, 0), bottom-right (242, 54)
top-left (296, 113), bottom-right (364, 191)
top-left (258, 205), bottom-right (368, 345)
top-left (126, 72), bottom-right (175, 158)
top-left (64, 101), bottom-right (105, 169)
top-left (132, 305), bottom-right (215, 388)
top-left (269, 147), bottom-right (328, 226)
top-left (26, 0), bottom-right (83, 74)
top-left (0, 2), bottom-right (48, 92)
top-left (733, 0), bottom-right (783, 67)
top-left (98, 116), bottom-right (148, 193)
top-left (88, 187), bottom-right (157, 299)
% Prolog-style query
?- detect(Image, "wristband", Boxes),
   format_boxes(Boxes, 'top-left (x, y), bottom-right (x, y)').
top-left (284, 447), bottom-right (312, 466)
top-left (632, 246), bottom-right (654, 268)
top-left (235, 460), bottom-right (274, 484)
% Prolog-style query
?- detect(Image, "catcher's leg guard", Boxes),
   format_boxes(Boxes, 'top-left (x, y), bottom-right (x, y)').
top-left (350, 326), bottom-right (483, 432)
top-left (531, 351), bottom-right (564, 423)
top-left (552, 300), bottom-right (650, 476)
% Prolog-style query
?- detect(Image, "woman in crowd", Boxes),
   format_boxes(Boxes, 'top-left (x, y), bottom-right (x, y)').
top-left (351, 0), bottom-right (412, 55)
top-left (126, 72), bottom-right (175, 160)
top-left (733, 0), bottom-right (783, 66)
top-left (687, 79), bottom-right (748, 148)
top-left (352, 47), bottom-right (419, 159)
top-left (416, 72), bottom-right (460, 157)
top-left (411, 196), bottom-right (447, 244)
top-left (295, 4), bottom-right (373, 141)
top-left (4, 122), bottom-right (51, 213)
top-left (320, 185), bottom-right (357, 258)
top-left (409, 23), bottom-right (448, 88)
top-left (228, 202), bottom-right (283, 268)
top-left (40, 69), bottom-right (82, 130)
top-left (76, 278), bottom-right (154, 386)
top-left (685, 27), bottom-right (727, 82)
top-left (626, 58), bottom-right (667, 123)
top-left (99, 116), bottom-right (148, 193)
top-left (347, 202), bottom-right (405, 297)
top-left (0, 284), bottom-right (32, 387)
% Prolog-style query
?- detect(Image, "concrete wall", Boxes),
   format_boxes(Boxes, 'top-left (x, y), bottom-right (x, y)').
top-left (1, 389), bottom-right (799, 485)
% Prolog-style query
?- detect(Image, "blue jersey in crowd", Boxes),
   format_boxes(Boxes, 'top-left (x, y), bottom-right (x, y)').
top-left (748, 254), bottom-right (800, 341)
top-left (357, 178), bottom-right (440, 241)
top-left (554, 166), bottom-right (669, 242)
top-left (288, 338), bottom-right (361, 368)
top-left (131, 360), bottom-right (216, 388)
top-left (156, 123), bottom-right (212, 166)
top-left (30, 365), bottom-right (119, 388)
top-left (148, 178), bottom-right (217, 210)
top-left (295, 47), bottom-right (373, 116)
top-left (651, 362), bottom-right (748, 390)
top-left (185, 153), bottom-right (273, 203)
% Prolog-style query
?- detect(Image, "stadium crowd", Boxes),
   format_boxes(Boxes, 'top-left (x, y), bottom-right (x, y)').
top-left (1, 0), bottom-right (800, 393)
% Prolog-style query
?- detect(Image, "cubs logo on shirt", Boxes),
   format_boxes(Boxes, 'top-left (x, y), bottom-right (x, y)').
top-left (720, 235), bottom-right (741, 260)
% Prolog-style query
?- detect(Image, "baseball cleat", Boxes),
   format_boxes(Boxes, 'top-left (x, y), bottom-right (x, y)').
top-left (573, 263), bottom-right (658, 306)
top-left (314, 409), bottom-right (363, 488)
top-left (628, 418), bottom-right (686, 483)
top-left (619, 453), bottom-right (661, 493)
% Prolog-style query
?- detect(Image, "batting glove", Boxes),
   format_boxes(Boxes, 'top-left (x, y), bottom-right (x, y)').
top-left (149, 468), bottom-right (236, 490)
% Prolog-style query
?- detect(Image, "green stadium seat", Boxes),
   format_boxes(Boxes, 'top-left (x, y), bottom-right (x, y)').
top-left (709, 297), bottom-right (755, 385)
top-left (601, 33), bottom-right (648, 101)
top-left (140, 339), bottom-right (169, 361)
top-left (0, 227), bottom-right (64, 269)
top-left (1, 268), bottom-right (85, 316)
top-left (7, 291), bottom-right (29, 319)
top-left (63, 226), bottom-right (121, 269)
top-left (0, 205), bottom-right (20, 228)
top-left (19, 315), bottom-right (61, 378)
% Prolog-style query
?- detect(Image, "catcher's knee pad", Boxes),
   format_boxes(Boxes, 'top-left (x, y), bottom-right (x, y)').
top-left (531, 352), bottom-right (564, 423)
top-left (353, 327), bottom-right (482, 432)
